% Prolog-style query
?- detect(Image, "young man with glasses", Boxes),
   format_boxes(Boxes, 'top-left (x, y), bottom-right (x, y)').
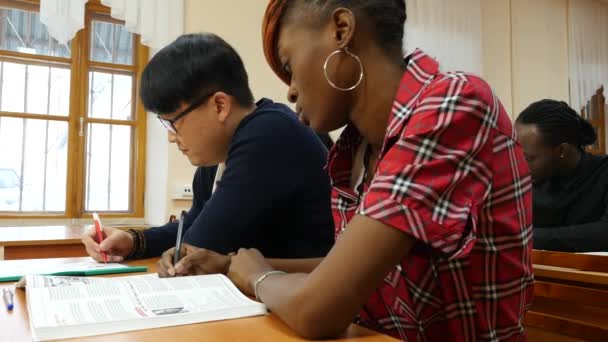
top-left (82, 33), bottom-right (334, 276)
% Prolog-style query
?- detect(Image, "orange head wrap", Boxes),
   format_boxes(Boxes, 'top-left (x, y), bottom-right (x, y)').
top-left (262, 0), bottom-right (290, 85)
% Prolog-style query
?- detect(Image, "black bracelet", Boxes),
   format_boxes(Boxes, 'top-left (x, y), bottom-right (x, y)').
top-left (134, 229), bottom-right (147, 259)
top-left (125, 229), bottom-right (140, 260)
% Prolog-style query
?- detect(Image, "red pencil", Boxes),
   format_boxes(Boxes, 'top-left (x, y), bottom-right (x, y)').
top-left (92, 213), bottom-right (108, 263)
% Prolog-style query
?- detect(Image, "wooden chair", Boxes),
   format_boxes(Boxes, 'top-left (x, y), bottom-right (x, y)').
top-left (581, 87), bottom-right (606, 155)
top-left (525, 250), bottom-right (608, 341)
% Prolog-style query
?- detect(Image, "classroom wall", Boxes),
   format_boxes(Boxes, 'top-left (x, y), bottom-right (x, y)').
top-left (481, 0), bottom-right (570, 120)
top-left (510, 0), bottom-right (570, 116)
top-left (162, 0), bottom-right (574, 219)
top-left (481, 0), bottom-right (514, 117)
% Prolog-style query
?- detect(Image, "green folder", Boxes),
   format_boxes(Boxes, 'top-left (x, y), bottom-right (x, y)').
top-left (0, 265), bottom-right (148, 282)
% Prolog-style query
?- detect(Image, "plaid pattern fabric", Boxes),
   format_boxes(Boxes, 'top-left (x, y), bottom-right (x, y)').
top-left (328, 50), bottom-right (534, 341)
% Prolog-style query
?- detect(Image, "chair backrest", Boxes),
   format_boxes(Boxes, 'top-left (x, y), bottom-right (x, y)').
top-left (525, 250), bottom-right (608, 341)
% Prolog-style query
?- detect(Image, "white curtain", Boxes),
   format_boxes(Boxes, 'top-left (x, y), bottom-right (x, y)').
top-left (568, 0), bottom-right (608, 111)
top-left (404, 0), bottom-right (483, 75)
top-left (39, 0), bottom-right (87, 45)
top-left (40, 0), bottom-right (184, 49)
top-left (101, 0), bottom-right (184, 50)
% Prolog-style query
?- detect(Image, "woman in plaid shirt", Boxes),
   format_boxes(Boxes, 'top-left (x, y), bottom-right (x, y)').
top-left (226, 1), bottom-right (534, 340)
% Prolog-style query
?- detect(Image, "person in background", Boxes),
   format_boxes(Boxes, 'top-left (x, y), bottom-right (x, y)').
top-left (218, 1), bottom-right (534, 340)
top-left (516, 99), bottom-right (608, 252)
top-left (81, 33), bottom-right (335, 271)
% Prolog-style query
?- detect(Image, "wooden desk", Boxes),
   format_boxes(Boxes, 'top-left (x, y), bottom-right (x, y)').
top-left (0, 226), bottom-right (88, 260)
top-left (0, 257), bottom-right (398, 342)
top-left (524, 250), bottom-right (608, 342)
top-left (0, 225), bottom-right (149, 260)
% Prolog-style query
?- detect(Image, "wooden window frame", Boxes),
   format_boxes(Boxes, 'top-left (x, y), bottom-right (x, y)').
top-left (0, 0), bottom-right (148, 219)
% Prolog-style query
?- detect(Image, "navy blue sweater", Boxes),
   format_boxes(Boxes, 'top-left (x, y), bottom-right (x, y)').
top-left (142, 98), bottom-right (334, 258)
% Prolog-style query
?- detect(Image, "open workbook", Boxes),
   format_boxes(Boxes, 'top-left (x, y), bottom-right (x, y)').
top-left (25, 273), bottom-right (267, 341)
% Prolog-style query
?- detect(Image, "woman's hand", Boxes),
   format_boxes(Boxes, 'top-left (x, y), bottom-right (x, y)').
top-left (227, 248), bottom-right (273, 296)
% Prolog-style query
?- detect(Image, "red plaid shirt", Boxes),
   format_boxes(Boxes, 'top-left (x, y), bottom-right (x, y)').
top-left (328, 50), bottom-right (534, 341)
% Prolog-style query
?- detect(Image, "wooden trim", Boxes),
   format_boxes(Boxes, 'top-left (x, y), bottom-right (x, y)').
top-left (4, 244), bottom-right (86, 259)
top-left (0, 51), bottom-right (70, 66)
top-left (85, 118), bottom-right (137, 126)
top-left (0, 213), bottom-right (68, 219)
top-left (533, 280), bottom-right (608, 309)
top-left (533, 264), bottom-right (608, 286)
top-left (89, 61), bottom-right (137, 72)
top-left (133, 38), bottom-right (148, 217)
top-left (524, 310), bottom-right (607, 342)
top-left (86, 0), bottom-right (111, 15)
top-left (73, 9), bottom-right (93, 217)
top-left (0, 111), bottom-right (69, 121)
top-left (0, 0), bottom-right (38, 12)
top-left (65, 25), bottom-right (87, 218)
top-left (533, 250), bottom-right (608, 273)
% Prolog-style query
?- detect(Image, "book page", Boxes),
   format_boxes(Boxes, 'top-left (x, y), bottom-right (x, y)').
top-left (25, 274), bottom-right (109, 289)
top-left (28, 273), bottom-right (265, 329)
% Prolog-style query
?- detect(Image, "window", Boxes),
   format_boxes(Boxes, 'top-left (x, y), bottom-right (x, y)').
top-left (0, 0), bottom-right (147, 218)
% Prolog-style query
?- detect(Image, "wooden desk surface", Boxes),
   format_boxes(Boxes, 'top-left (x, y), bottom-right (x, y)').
top-left (0, 257), bottom-right (398, 342)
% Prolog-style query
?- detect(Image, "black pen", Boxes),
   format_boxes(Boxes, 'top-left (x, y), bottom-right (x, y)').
top-left (173, 211), bottom-right (187, 266)
top-left (3, 288), bottom-right (14, 311)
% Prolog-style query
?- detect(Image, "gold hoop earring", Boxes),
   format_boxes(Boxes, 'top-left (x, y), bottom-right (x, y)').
top-left (323, 47), bottom-right (364, 91)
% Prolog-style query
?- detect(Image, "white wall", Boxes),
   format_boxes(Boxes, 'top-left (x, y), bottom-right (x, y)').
top-left (510, 0), bottom-right (570, 116)
top-left (481, 0), bottom-right (514, 117)
top-left (481, 0), bottom-right (570, 120)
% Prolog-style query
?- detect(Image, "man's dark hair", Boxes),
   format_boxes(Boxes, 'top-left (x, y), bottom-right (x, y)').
top-left (282, 0), bottom-right (407, 60)
top-left (516, 99), bottom-right (597, 149)
top-left (140, 33), bottom-right (255, 115)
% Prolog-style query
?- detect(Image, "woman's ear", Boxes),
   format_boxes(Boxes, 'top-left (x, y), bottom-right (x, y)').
top-left (556, 142), bottom-right (574, 159)
top-left (330, 8), bottom-right (356, 49)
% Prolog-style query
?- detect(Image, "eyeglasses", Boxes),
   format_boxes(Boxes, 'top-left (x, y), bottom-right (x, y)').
top-left (157, 92), bottom-right (215, 134)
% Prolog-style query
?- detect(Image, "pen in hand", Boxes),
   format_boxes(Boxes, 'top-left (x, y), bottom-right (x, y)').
top-left (3, 288), bottom-right (14, 311)
top-left (93, 213), bottom-right (108, 264)
top-left (173, 211), bottom-right (187, 267)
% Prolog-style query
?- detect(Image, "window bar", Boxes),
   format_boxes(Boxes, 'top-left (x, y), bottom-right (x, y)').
top-left (18, 118), bottom-right (26, 211)
top-left (24, 10), bottom-right (31, 50)
top-left (0, 10), bottom-right (7, 49)
top-left (47, 24), bottom-right (52, 56)
top-left (5, 16), bottom-right (26, 49)
top-left (41, 66), bottom-right (52, 211)
top-left (18, 64), bottom-right (30, 211)
top-left (111, 23), bottom-right (117, 63)
top-left (85, 123), bottom-right (93, 211)
top-left (89, 71), bottom-right (95, 118)
top-left (85, 72), bottom-right (95, 211)
top-left (107, 74), bottom-right (115, 210)
top-left (24, 65), bottom-right (28, 112)
top-left (0, 62), bottom-right (4, 109)
top-left (94, 26), bottom-right (112, 62)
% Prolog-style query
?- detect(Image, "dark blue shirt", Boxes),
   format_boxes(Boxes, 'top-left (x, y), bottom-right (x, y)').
top-left (142, 98), bottom-right (334, 258)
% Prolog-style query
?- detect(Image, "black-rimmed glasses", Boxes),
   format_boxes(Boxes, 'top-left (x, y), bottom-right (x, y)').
top-left (157, 92), bottom-right (215, 133)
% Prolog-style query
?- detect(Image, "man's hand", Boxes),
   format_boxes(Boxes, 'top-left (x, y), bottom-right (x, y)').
top-left (81, 226), bottom-right (134, 262)
top-left (157, 243), bottom-right (231, 278)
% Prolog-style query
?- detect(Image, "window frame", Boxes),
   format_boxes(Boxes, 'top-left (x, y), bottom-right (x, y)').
top-left (0, 0), bottom-right (148, 219)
